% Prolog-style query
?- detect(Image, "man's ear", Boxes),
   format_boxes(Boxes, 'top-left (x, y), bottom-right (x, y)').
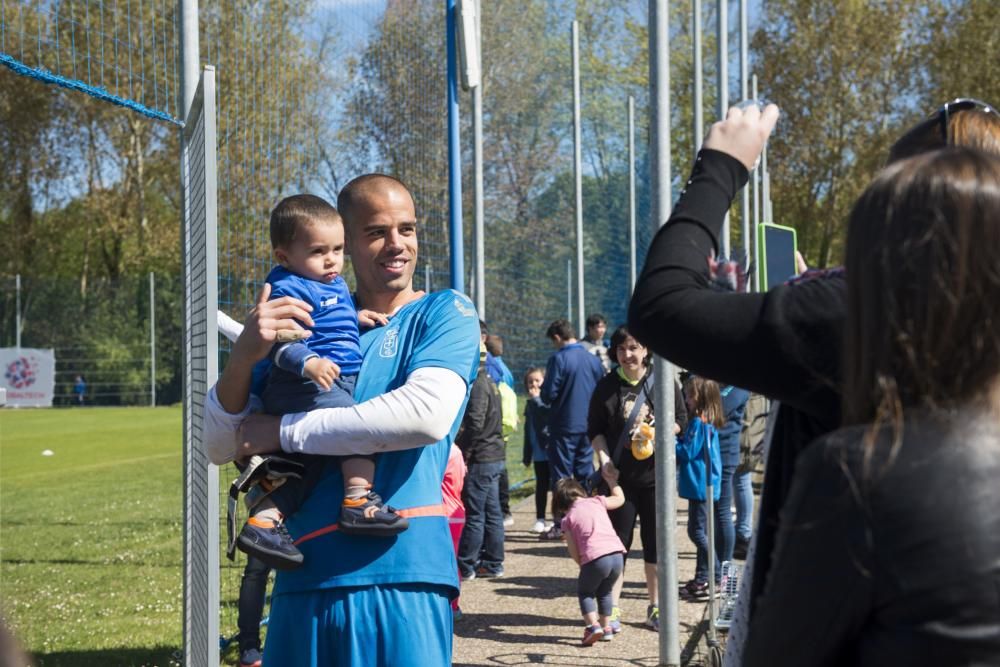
top-left (274, 247), bottom-right (290, 268)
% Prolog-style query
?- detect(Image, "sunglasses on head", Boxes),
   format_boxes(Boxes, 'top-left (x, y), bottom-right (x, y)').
top-left (937, 98), bottom-right (998, 143)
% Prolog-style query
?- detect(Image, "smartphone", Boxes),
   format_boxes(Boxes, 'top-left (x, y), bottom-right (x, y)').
top-left (757, 223), bottom-right (798, 290)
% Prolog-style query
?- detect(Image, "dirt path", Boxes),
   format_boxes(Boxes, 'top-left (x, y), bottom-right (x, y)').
top-left (452, 496), bottom-right (726, 666)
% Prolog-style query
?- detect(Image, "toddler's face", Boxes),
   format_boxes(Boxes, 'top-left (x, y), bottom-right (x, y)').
top-left (276, 220), bottom-right (345, 283)
top-left (525, 372), bottom-right (544, 394)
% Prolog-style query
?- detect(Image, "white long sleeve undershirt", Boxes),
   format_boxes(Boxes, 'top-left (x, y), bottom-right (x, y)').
top-left (280, 366), bottom-right (467, 456)
top-left (204, 366), bottom-right (467, 463)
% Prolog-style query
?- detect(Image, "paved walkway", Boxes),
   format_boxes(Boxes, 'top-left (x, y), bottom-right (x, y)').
top-left (452, 496), bottom-right (729, 666)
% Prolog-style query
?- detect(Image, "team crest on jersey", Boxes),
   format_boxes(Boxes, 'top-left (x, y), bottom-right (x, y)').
top-left (453, 297), bottom-right (476, 318)
top-left (379, 327), bottom-right (400, 358)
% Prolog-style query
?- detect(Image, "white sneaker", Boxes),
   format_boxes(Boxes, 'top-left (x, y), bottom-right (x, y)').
top-left (503, 514), bottom-right (515, 527)
top-left (531, 519), bottom-right (547, 533)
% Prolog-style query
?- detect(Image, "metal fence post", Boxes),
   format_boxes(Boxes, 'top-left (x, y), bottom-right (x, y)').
top-left (650, 0), bottom-right (680, 664)
top-left (628, 96), bottom-right (637, 292)
top-left (150, 272), bottom-right (156, 407)
top-left (572, 20), bottom-right (585, 337)
top-left (472, 0), bottom-right (485, 319)
top-left (15, 273), bottom-right (21, 349)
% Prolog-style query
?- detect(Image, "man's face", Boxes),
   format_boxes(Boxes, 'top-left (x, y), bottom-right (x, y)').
top-left (345, 186), bottom-right (418, 297)
top-left (588, 321), bottom-right (606, 342)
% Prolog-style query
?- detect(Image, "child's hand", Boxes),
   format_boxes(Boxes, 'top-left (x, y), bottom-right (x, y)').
top-left (358, 309), bottom-right (389, 328)
top-left (527, 385), bottom-right (541, 398)
top-left (601, 460), bottom-right (619, 483)
top-left (304, 357), bottom-right (340, 390)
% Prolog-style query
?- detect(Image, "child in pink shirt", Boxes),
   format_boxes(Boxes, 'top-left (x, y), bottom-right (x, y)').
top-left (554, 478), bottom-right (627, 645)
top-left (442, 444), bottom-right (467, 618)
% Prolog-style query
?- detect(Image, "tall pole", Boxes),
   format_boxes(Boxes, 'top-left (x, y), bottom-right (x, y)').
top-left (752, 74), bottom-right (761, 291)
top-left (740, 0), bottom-right (750, 270)
top-left (566, 259), bottom-right (572, 324)
top-left (628, 96), bottom-right (637, 291)
top-left (571, 21), bottom-right (585, 337)
top-left (179, 0), bottom-right (199, 118)
top-left (650, 0), bottom-right (679, 664)
top-left (472, 0), bottom-right (485, 318)
top-left (694, 0), bottom-right (704, 152)
top-left (717, 0), bottom-right (730, 258)
top-left (15, 274), bottom-right (21, 349)
top-left (447, 0), bottom-right (466, 293)
top-left (149, 272), bottom-right (156, 407)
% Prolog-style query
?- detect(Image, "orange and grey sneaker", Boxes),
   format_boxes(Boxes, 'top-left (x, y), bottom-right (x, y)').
top-left (236, 516), bottom-right (304, 570)
top-left (338, 491), bottom-right (409, 536)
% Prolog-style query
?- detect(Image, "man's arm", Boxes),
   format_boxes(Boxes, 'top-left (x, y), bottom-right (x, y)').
top-left (205, 285), bottom-right (314, 462)
top-left (540, 355), bottom-right (563, 405)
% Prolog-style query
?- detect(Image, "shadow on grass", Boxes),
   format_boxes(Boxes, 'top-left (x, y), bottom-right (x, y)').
top-left (33, 646), bottom-right (181, 667)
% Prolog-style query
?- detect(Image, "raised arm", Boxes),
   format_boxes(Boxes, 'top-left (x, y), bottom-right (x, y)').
top-left (628, 105), bottom-right (843, 416)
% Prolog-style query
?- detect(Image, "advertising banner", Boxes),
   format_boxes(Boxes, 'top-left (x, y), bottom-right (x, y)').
top-left (0, 348), bottom-right (55, 407)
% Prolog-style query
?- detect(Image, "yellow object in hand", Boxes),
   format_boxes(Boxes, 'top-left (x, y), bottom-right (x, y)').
top-left (630, 422), bottom-right (655, 461)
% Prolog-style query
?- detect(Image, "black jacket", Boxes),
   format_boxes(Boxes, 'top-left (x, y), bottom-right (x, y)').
top-left (628, 149), bottom-right (845, 617)
top-left (456, 369), bottom-right (505, 464)
top-left (744, 409), bottom-right (1000, 666)
top-left (587, 369), bottom-right (687, 489)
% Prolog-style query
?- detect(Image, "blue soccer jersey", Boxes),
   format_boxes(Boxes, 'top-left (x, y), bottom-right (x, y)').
top-left (266, 265), bottom-right (362, 376)
top-left (276, 290), bottom-right (480, 597)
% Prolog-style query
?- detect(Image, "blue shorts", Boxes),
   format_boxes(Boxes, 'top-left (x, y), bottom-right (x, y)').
top-left (262, 583), bottom-right (453, 667)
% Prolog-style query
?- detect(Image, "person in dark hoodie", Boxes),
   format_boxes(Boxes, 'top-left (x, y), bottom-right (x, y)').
top-left (456, 344), bottom-right (506, 580)
top-left (628, 100), bottom-right (1000, 661)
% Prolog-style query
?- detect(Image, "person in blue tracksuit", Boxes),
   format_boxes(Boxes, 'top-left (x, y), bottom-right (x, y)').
top-left (540, 319), bottom-right (605, 531)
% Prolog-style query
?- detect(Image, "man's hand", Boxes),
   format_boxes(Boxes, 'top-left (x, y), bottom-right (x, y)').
top-left (703, 103), bottom-right (780, 171)
top-left (601, 460), bottom-right (620, 484)
top-left (237, 413), bottom-right (283, 459)
top-left (304, 357), bottom-right (340, 391)
top-left (358, 309), bottom-right (389, 328)
top-left (231, 283), bottom-right (314, 367)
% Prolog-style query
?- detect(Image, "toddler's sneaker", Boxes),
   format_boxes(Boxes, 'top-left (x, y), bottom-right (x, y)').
top-left (607, 606), bottom-right (623, 634)
top-left (601, 626), bottom-right (614, 641)
top-left (239, 647), bottom-right (263, 667)
top-left (453, 606), bottom-right (464, 622)
top-left (645, 604), bottom-right (660, 631)
top-left (581, 624), bottom-right (605, 646)
top-left (237, 516), bottom-right (304, 570)
top-left (338, 491), bottom-right (409, 536)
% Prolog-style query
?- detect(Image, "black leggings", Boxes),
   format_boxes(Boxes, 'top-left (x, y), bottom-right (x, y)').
top-left (534, 461), bottom-right (552, 519)
top-left (608, 482), bottom-right (658, 563)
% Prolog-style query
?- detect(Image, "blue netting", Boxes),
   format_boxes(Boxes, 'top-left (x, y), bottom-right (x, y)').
top-left (0, 0), bottom-right (180, 123)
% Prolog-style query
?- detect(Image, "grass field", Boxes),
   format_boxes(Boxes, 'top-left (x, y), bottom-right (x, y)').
top-left (1, 407), bottom-right (184, 666)
top-left (1, 400), bottom-right (535, 666)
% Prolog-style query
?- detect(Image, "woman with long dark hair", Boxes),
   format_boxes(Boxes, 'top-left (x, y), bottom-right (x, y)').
top-left (742, 147), bottom-right (1000, 665)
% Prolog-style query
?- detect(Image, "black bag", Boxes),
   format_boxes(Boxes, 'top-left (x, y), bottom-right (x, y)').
top-left (586, 373), bottom-right (653, 496)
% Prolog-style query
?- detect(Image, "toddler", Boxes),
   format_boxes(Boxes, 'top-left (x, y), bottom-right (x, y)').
top-left (676, 375), bottom-right (725, 599)
top-left (553, 477), bottom-right (627, 646)
top-left (232, 194), bottom-right (407, 570)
